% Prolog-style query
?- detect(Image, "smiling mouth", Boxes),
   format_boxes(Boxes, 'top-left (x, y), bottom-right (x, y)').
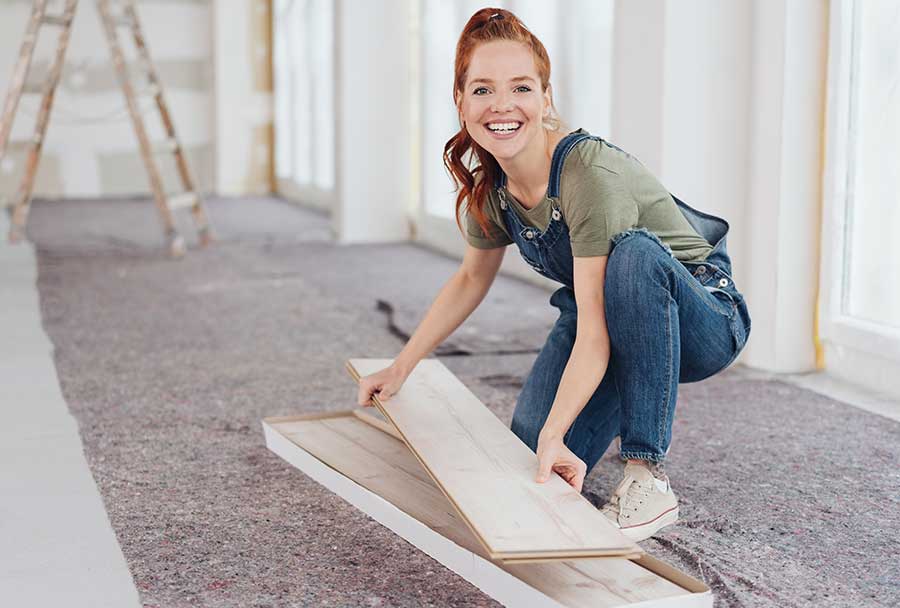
top-left (484, 121), bottom-right (523, 137)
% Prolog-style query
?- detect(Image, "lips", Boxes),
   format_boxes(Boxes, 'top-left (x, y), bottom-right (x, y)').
top-left (484, 120), bottom-right (523, 139)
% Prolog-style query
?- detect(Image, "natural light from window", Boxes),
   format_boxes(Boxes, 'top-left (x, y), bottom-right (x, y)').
top-left (843, 0), bottom-right (900, 329)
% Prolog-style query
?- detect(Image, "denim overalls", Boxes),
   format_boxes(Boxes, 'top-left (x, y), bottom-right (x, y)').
top-left (502, 131), bottom-right (752, 468)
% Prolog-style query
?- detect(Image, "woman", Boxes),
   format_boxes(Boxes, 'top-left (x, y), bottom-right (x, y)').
top-left (356, 8), bottom-right (750, 542)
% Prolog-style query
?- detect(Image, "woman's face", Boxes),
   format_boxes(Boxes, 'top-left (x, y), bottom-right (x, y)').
top-left (457, 40), bottom-right (552, 162)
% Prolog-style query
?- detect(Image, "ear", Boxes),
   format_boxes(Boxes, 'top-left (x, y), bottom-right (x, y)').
top-left (455, 91), bottom-right (468, 128)
top-left (543, 84), bottom-right (553, 116)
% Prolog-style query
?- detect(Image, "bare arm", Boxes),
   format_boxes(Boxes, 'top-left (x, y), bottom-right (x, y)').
top-left (392, 243), bottom-right (506, 376)
top-left (535, 255), bottom-right (611, 491)
top-left (542, 254), bottom-right (611, 438)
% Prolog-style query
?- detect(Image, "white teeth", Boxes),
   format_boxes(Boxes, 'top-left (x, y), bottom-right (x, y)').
top-left (487, 122), bottom-right (521, 132)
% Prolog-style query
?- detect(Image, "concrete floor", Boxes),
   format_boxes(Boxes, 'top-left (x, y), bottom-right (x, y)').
top-left (5, 196), bottom-right (899, 607)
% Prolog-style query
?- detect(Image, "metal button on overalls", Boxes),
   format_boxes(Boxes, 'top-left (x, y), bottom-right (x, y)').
top-left (551, 207), bottom-right (561, 221)
top-left (719, 278), bottom-right (728, 287)
top-left (525, 229), bottom-right (534, 240)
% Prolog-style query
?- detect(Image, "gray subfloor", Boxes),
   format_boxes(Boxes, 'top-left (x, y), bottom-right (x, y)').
top-left (20, 197), bottom-right (900, 607)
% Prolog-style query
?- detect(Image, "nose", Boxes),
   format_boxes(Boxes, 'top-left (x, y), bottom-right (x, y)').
top-left (491, 91), bottom-right (514, 113)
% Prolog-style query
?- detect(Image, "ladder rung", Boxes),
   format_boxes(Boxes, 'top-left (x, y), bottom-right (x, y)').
top-left (22, 80), bottom-right (46, 95)
top-left (4, 135), bottom-right (34, 144)
top-left (110, 14), bottom-right (135, 27)
top-left (154, 139), bottom-right (180, 154)
top-left (167, 192), bottom-right (199, 210)
top-left (41, 14), bottom-right (73, 26)
top-left (5, 135), bottom-right (43, 147)
top-left (130, 62), bottom-right (157, 85)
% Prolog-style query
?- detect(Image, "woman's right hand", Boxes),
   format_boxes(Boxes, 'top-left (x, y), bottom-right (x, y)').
top-left (357, 363), bottom-right (410, 407)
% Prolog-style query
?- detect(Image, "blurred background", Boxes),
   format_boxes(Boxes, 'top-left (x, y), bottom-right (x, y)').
top-left (3, 0), bottom-right (896, 397)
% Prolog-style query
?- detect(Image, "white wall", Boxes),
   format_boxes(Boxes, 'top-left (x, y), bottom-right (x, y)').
top-left (744, 0), bottom-right (827, 373)
top-left (331, 0), bottom-right (411, 243)
top-left (0, 0), bottom-right (214, 199)
top-left (213, 0), bottom-right (274, 196)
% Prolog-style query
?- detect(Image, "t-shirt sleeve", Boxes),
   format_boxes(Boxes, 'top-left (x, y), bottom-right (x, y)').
top-left (560, 163), bottom-right (639, 257)
top-left (464, 197), bottom-right (512, 249)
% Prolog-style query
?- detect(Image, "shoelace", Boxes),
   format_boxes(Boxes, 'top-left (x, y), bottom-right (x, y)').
top-left (601, 474), bottom-right (656, 522)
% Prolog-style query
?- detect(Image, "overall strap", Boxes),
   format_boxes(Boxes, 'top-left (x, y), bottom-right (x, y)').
top-left (493, 131), bottom-right (595, 193)
top-left (547, 132), bottom-right (594, 199)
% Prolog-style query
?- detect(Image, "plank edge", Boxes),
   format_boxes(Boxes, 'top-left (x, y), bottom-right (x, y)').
top-left (262, 419), bottom-right (568, 608)
top-left (262, 419), bottom-right (713, 608)
top-left (344, 358), bottom-right (646, 560)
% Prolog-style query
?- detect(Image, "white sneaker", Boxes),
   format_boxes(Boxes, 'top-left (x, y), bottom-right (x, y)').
top-left (600, 462), bottom-right (679, 542)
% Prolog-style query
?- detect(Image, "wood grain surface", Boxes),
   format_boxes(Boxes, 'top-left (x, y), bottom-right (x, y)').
top-left (345, 358), bottom-right (642, 561)
top-left (268, 412), bottom-right (696, 607)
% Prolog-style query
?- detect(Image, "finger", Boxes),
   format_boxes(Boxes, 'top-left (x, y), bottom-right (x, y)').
top-left (572, 463), bottom-right (586, 493)
top-left (553, 464), bottom-right (581, 490)
top-left (558, 466), bottom-right (576, 485)
top-left (536, 455), bottom-right (553, 483)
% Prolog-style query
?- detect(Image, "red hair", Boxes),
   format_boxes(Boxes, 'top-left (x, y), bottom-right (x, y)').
top-left (443, 8), bottom-right (565, 239)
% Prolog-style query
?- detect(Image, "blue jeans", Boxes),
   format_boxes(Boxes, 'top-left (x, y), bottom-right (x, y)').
top-left (510, 228), bottom-right (751, 471)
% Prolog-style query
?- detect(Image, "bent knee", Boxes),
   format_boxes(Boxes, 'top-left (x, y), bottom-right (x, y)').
top-left (605, 230), bottom-right (673, 305)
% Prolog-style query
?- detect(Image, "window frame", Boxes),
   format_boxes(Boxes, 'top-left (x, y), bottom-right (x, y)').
top-left (273, 0), bottom-right (337, 211)
top-left (819, 0), bottom-right (900, 365)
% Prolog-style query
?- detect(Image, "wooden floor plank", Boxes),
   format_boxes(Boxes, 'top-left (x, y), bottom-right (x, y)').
top-left (346, 358), bottom-right (642, 561)
top-left (266, 413), bottom-right (705, 607)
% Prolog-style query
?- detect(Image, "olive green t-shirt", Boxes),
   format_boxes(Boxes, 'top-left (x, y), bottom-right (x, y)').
top-left (465, 129), bottom-right (713, 261)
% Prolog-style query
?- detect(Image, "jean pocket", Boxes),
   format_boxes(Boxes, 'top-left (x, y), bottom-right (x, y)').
top-left (730, 306), bottom-right (748, 351)
top-left (707, 286), bottom-right (739, 312)
top-left (710, 311), bottom-right (747, 374)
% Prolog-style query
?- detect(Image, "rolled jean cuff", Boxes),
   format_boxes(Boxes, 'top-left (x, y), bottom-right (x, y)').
top-left (619, 450), bottom-right (666, 464)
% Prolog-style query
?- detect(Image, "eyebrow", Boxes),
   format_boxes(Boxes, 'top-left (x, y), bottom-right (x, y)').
top-left (469, 76), bottom-right (536, 85)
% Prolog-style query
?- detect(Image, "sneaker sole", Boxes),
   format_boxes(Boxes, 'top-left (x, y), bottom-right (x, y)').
top-left (618, 506), bottom-right (679, 542)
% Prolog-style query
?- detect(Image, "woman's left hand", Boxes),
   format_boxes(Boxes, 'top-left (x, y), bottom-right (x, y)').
top-left (535, 429), bottom-right (587, 493)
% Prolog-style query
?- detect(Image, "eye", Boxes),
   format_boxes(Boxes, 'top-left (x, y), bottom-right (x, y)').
top-left (515, 85), bottom-right (531, 92)
top-left (473, 86), bottom-right (489, 95)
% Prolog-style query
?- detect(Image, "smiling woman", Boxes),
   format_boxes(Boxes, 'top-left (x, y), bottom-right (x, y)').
top-left (356, 6), bottom-right (752, 545)
top-left (444, 10), bottom-right (568, 228)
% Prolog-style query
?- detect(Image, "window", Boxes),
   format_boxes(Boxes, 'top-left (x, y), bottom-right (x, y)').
top-left (841, 0), bottom-right (900, 329)
top-left (273, 0), bottom-right (335, 204)
top-left (820, 0), bottom-right (900, 382)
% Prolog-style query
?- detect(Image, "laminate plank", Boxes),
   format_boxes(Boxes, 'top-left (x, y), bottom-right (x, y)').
top-left (352, 408), bottom-right (403, 441)
top-left (345, 358), bottom-right (642, 561)
top-left (265, 413), bottom-right (707, 607)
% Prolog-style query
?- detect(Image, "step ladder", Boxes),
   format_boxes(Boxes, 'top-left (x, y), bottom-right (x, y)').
top-left (0, 0), bottom-right (213, 257)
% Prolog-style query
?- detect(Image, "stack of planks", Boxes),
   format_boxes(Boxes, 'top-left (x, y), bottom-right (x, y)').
top-left (262, 358), bottom-right (712, 607)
